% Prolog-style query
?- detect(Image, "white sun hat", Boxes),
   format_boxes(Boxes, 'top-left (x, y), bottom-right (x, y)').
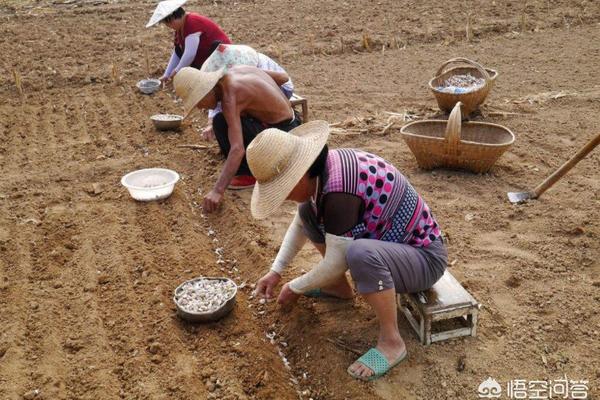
top-left (146, 0), bottom-right (188, 28)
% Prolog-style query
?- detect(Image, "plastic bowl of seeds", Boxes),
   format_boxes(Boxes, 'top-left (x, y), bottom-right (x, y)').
top-left (151, 114), bottom-right (183, 131)
top-left (173, 277), bottom-right (237, 322)
top-left (120, 168), bottom-right (180, 201)
top-left (136, 78), bottom-right (161, 95)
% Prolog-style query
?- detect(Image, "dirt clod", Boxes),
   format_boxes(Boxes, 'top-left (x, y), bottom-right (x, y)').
top-left (148, 342), bottom-right (162, 355)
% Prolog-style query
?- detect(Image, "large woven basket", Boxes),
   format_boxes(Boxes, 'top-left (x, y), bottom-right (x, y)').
top-left (429, 58), bottom-right (498, 116)
top-left (399, 102), bottom-right (515, 173)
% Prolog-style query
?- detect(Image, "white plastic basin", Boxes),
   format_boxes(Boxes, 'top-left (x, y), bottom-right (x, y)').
top-left (136, 79), bottom-right (161, 95)
top-left (121, 168), bottom-right (180, 201)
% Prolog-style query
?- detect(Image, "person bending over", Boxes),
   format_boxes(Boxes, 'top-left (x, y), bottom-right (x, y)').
top-left (173, 65), bottom-right (301, 211)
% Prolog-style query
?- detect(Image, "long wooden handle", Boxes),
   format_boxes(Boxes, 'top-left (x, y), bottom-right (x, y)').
top-left (532, 132), bottom-right (600, 198)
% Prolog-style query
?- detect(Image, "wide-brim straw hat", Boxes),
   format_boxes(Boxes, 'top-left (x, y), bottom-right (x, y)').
top-left (146, 0), bottom-right (188, 28)
top-left (247, 120), bottom-right (330, 219)
top-left (173, 66), bottom-right (225, 119)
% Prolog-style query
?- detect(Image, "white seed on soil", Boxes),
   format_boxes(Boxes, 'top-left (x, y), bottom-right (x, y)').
top-left (175, 279), bottom-right (236, 313)
top-left (278, 348), bottom-right (291, 370)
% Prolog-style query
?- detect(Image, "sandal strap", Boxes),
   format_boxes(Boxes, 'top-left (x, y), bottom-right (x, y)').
top-left (356, 348), bottom-right (390, 376)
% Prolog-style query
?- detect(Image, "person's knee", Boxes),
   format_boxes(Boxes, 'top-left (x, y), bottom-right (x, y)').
top-left (347, 240), bottom-right (393, 294)
top-left (346, 240), bottom-right (380, 274)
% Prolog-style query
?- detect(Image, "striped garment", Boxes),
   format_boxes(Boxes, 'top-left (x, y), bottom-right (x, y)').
top-left (321, 149), bottom-right (441, 247)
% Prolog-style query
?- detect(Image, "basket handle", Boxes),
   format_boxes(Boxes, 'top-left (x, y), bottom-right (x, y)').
top-left (435, 57), bottom-right (491, 87)
top-left (445, 102), bottom-right (462, 153)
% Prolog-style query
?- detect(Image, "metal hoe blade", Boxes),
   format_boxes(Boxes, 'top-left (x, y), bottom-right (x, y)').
top-left (507, 191), bottom-right (533, 204)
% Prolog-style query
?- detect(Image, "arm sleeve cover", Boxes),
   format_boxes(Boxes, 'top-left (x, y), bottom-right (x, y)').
top-left (174, 33), bottom-right (201, 73)
top-left (270, 212), bottom-right (308, 275)
top-left (163, 50), bottom-right (180, 79)
top-left (288, 233), bottom-right (352, 294)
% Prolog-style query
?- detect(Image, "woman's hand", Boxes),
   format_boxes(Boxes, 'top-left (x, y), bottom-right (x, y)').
top-left (277, 282), bottom-right (300, 307)
top-left (159, 75), bottom-right (171, 85)
top-left (254, 271), bottom-right (281, 299)
top-left (203, 189), bottom-right (222, 213)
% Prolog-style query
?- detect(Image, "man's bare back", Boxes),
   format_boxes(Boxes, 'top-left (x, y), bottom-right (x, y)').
top-left (217, 65), bottom-right (294, 124)
top-left (173, 65), bottom-right (301, 213)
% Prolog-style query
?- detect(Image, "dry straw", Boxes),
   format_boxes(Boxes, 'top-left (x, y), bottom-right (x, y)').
top-left (362, 32), bottom-right (372, 51)
top-left (145, 49), bottom-right (151, 77)
top-left (111, 63), bottom-right (120, 84)
top-left (12, 69), bottom-right (23, 97)
top-left (520, 3), bottom-right (527, 32)
top-left (465, 13), bottom-right (473, 42)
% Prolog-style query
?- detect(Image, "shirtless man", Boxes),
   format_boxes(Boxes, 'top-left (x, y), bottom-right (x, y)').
top-left (173, 65), bottom-right (301, 212)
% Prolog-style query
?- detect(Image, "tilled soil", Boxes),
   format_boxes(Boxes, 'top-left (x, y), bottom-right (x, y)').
top-left (0, 1), bottom-right (599, 399)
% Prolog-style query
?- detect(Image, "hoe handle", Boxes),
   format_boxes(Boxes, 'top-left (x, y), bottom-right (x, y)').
top-left (532, 132), bottom-right (600, 198)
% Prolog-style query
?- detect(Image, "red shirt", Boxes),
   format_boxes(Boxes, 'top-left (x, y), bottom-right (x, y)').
top-left (174, 13), bottom-right (231, 68)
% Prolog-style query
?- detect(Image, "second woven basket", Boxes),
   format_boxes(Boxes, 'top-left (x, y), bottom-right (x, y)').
top-left (399, 102), bottom-right (515, 173)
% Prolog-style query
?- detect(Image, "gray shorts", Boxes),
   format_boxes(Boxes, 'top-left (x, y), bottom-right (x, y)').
top-left (298, 202), bottom-right (447, 294)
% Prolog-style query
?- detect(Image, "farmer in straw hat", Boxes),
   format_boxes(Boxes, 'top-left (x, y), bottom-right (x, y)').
top-left (146, 0), bottom-right (231, 84)
top-left (173, 65), bottom-right (301, 211)
top-left (199, 43), bottom-right (295, 141)
top-left (248, 121), bottom-right (447, 381)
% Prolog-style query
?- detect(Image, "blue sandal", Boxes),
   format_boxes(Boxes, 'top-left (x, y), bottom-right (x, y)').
top-left (347, 348), bottom-right (407, 381)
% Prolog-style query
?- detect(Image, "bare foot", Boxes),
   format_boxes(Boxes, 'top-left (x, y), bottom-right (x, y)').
top-left (348, 337), bottom-right (406, 379)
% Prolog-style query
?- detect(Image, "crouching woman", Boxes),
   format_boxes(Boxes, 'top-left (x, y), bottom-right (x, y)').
top-left (248, 121), bottom-right (447, 381)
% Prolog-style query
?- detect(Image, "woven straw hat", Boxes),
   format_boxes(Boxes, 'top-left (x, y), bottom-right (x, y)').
top-left (146, 0), bottom-right (187, 28)
top-left (173, 66), bottom-right (225, 119)
top-left (247, 120), bottom-right (330, 219)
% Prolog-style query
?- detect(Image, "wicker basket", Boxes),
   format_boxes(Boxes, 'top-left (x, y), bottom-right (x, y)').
top-left (399, 102), bottom-right (515, 173)
top-left (429, 58), bottom-right (498, 116)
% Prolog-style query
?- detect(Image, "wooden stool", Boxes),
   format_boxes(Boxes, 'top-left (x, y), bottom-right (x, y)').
top-left (397, 270), bottom-right (480, 345)
top-left (290, 93), bottom-right (309, 122)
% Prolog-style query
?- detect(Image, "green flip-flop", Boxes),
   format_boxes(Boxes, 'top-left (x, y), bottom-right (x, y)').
top-left (303, 288), bottom-right (324, 298)
top-left (303, 288), bottom-right (347, 299)
top-left (347, 347), bottom-right (407, 381)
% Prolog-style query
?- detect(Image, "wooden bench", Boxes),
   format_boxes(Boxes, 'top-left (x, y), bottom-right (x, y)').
top-left (397, 270), bottom-right (480, 345)
top-left (290, 93), bottom-right (309, 122)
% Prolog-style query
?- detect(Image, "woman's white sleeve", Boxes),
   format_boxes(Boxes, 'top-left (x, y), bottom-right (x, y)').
top-left (270, 213), bottom-right (308, 275)
top-left (174, 33), bottom-right (201, 73)
top-left (288, 233), bottom-right (352, 294)
top-left (163, 50), bottom-right (180, 78)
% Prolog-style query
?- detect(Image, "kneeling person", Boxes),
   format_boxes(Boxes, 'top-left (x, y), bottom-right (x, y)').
top-left (174, 65), bottom-right (301, 212)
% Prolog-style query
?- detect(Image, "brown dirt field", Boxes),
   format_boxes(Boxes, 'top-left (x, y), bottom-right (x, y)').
top-left (1, 0), bottom-right (599, 399)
